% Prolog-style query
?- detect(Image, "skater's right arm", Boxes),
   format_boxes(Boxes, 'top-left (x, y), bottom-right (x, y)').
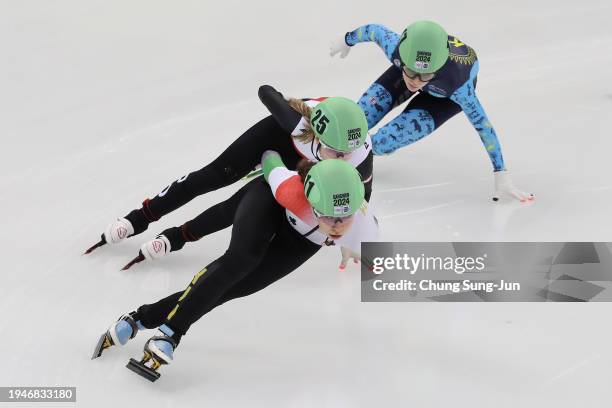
top-left (344, 24), bottom-right (400, 62)
top-left (258, 85), bottom-right (304, 135)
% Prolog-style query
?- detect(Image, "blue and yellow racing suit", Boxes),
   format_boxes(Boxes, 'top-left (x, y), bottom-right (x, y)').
top-left (346, 23), bottom-right (505, 172)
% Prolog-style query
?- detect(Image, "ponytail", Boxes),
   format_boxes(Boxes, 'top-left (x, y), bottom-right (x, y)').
top-left (288, 98), bottom-right (316, 144)
top-left (297, 158), bottom-right (316, 183)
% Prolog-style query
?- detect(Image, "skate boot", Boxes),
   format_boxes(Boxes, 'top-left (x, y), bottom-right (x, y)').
top-left (121, 235), bottom-right (171, 270)
top-left (91, 312), bottom-right (144, 359)
top-left (126, 324), bottom-right (177, 382)
top-left (84, 218), bottom-right (135, 254)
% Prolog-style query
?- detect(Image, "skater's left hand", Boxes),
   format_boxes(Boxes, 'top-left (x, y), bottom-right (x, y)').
top-left (492, 170), bottom-right (535, 202)
top-left (339, 246), bottom-right (360, 271)
top-left (330, 35), bottom-right (351, 58)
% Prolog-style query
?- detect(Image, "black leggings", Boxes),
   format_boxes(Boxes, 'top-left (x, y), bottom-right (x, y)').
top-left (133, 177), bottom-right (321, 342)
top-left (124, 115), bottom-right (301, 234)
top-left (160, 175), bottom-right (257, 251)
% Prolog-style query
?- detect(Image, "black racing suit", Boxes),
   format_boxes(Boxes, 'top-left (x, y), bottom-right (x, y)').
top-left (132, 177), bottom-right (321, 343)
top-left (123, 85), bottom-right (373, 252)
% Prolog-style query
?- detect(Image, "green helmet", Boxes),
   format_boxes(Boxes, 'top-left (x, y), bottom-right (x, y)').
top-left (310, 97), bottom-right (368, 153)
top-left (303, 159), bottom-right (365, 217)
top-left (398, 20), bottom-right (449, 74)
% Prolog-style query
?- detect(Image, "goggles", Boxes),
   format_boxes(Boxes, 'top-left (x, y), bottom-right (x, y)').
top-left (402, 65), bottom-right (436, 82)
top-left (312, 207), bottom-right (355, 225)
top-left (317, 139), bottom-right (352, 159)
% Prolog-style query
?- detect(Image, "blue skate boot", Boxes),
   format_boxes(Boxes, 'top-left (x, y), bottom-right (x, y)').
top-left (126, 324), bottom-right (177, 382)
top-left (91, 312), bottom-right (144, 359)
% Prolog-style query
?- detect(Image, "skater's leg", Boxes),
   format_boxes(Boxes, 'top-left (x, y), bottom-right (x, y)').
top-left (357, 65), bottom-right (412, 129)
top-left (146, 178), bottom-right (283, 340)
top-left (217, 223), bottom-right (321, 304)
top-left (157, 177), bottom-right (260, 252)
top-left (123, 231), bottom-right (316, 379)
top-left (131, 178), bottom-right (277, 324)
top-left (133, 292), bottom-right (183, 329)
top-left (129, 178), bottom-right (273, 325)
top-left (123, 116), bottom-right (299, 235)
top-left (135, 224), bottom-right (319, 329)
top-left (370, 92), bottom-right (463, 155)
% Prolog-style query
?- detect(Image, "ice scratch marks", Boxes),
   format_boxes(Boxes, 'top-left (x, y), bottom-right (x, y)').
top-left (543, 354), bottom-right (602, 386)
top-left (377, 182), bottom-right (453, 194)
top-left (380, 200), bottom-right (464, 220)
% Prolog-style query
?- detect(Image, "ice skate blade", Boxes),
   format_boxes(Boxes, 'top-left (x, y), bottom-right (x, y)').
top-left (91, 333), bottom-right (110, 360)
top-left (126, 358), bottom-right (161, 382)
top-left (84, 235), bottom-right (106, 254)
top-left (121, 252), bottom-right (145, 271)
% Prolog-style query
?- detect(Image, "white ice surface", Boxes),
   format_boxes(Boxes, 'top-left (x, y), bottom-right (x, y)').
top-left (1, 1), bottom-right (611, 407)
